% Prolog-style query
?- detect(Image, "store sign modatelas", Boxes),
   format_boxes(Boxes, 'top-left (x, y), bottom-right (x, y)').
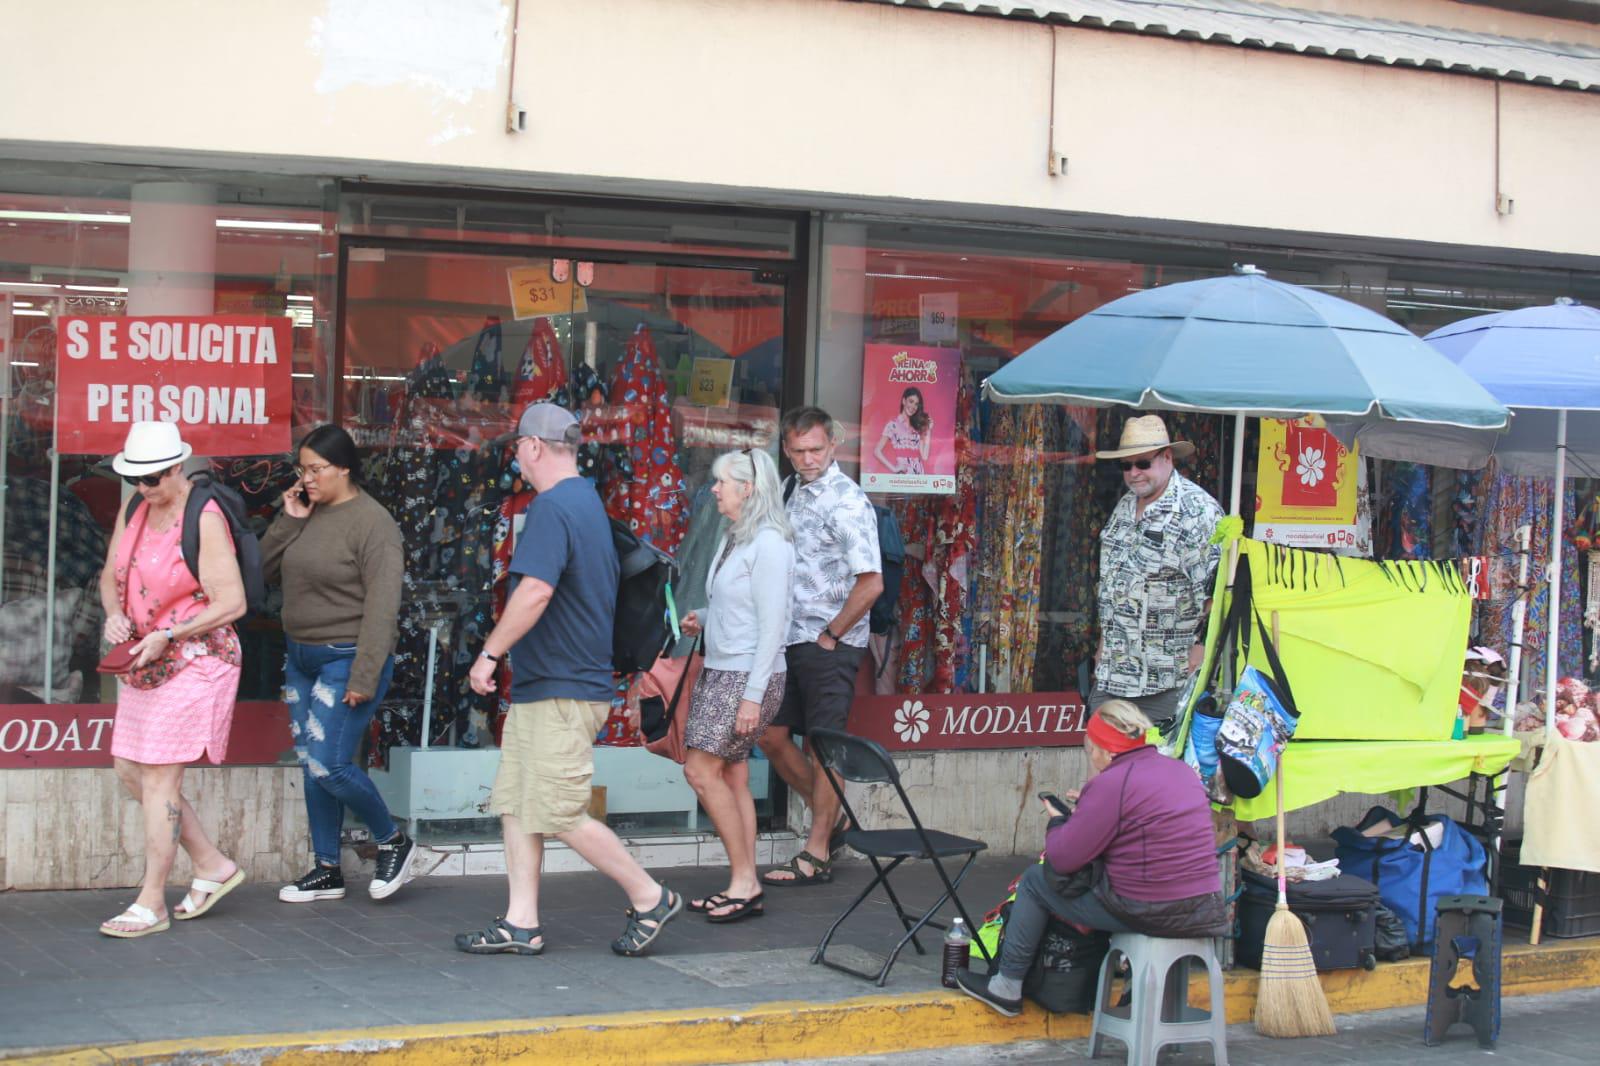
top-left (55, 315), bottom-right (293, 456)
top-left (0, 702), bottom-right (292, 769)
top-left (847, 692), bottom-right (1088, 751)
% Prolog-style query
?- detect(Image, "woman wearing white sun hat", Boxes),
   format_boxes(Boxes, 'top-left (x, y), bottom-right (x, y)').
top-left (96, 421), bottom-right (248, 938)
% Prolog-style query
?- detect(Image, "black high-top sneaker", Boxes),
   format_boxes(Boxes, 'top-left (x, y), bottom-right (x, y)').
top-left (279, 864), bottom-right (345, 903)
top-left (369, 831), bottom-right (416, 900)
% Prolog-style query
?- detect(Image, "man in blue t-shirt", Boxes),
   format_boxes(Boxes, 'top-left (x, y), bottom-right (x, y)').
top-left (457, 403), bottom-right (682, 959)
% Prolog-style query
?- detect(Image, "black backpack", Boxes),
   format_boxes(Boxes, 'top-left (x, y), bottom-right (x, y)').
top-left (123, 471), bottom-right (269, 616)
top-left (611, 519), bottom-right (677, 674)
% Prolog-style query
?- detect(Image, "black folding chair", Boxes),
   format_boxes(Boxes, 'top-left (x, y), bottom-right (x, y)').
top-left (807, 727), bottom-right (992, 986)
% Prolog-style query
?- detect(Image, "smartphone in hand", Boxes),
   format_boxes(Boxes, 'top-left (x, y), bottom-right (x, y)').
top-left (1037, 791), bottom-right (1072, 816)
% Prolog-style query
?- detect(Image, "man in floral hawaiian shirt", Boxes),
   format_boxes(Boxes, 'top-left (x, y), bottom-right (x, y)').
top-left (758, 407), bottom-right (882, 887)
top-left (1093, 415), bottom-right (1223, 730)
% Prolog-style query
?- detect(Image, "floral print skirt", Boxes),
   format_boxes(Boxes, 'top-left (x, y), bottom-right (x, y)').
top-left (685, 667), bottom-right (786, 763)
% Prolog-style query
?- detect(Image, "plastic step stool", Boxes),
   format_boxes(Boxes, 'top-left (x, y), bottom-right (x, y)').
top-left (1424, 895), bottom-right (1503, 1049)
top-left (1088, 932), bottom-right (1228, 1065)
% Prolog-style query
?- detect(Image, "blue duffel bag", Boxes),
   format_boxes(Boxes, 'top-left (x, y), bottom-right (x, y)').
top-left (1333, 806), bottom-right (1487, 953)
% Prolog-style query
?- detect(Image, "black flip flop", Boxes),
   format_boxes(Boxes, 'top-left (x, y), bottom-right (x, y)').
top-left (688, 892), bottom-right (731, 915)
top-left (706, 892), bottom-right (765, 924)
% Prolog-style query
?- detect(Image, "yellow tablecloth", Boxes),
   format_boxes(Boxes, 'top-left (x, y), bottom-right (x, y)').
top-left (1230, 734), bottom-right (1520, 821)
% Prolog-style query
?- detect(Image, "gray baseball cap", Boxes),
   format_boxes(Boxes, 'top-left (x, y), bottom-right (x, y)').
top-left (517, 402), bottom-right (581, 445)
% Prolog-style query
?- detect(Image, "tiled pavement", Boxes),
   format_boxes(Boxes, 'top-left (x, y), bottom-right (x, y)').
top-left (0, 856), bottom-right (1021, 1053)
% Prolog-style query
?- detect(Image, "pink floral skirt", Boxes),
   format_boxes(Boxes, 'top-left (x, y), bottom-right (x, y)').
top-left (111, 656), bottom-right (242, 766)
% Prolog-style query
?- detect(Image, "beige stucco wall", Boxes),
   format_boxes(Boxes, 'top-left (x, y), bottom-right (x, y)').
top-left (2, 0), bottom-right (1596, 258)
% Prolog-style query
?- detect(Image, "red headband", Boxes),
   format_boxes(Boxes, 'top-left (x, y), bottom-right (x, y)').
top-left (1086, 713), bottom-right (1147, 755)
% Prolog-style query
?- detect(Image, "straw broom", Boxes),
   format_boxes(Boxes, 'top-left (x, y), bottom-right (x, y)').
top-left (1254, 613), bottom-right (1336, 1038)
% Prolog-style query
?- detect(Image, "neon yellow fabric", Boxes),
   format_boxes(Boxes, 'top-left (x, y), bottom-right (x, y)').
top-left (1230, 735), bottom-right (1519, 820)
top-left (1230, 537), bottom-right (1472, 741)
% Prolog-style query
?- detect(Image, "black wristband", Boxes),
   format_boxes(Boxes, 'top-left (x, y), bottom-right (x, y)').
top-left (480, 650), bottom-right (501, 663)
top-left (824, 628), bottom-right (842, 643)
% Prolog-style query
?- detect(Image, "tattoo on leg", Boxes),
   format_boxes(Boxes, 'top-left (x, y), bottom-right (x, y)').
top-left (166, 800), bottom-right (182, 843)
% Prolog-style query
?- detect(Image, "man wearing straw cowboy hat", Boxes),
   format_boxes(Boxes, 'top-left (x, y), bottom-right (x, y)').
top-left (1092, 414), bottom-right (1223, 731)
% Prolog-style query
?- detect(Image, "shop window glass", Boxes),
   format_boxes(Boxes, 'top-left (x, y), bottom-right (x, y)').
top-left (341, 187), bottom-right (797, 261)
top-left (819, 216), bottom-right (1600, 699)
top-left (341, 244), bottom-right (789, 830)
top-left (0, 161), bottom-right (334, 709)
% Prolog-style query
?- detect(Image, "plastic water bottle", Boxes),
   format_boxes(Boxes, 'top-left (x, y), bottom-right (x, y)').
top-left (941, 917), bottom-right (971, 988)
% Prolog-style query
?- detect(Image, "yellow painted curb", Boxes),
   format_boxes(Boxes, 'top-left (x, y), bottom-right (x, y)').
top-left (6, 940), bottom-right (1597, 1065)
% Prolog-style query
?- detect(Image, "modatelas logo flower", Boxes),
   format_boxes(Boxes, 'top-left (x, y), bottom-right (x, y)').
top-left (893, 700), bottom-right (930, 743)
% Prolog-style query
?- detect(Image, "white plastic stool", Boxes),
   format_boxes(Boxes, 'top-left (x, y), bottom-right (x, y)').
top-left (1088, 933), bottom-right (1228, 1065)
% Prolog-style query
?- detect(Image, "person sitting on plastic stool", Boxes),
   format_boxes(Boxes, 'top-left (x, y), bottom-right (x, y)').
top-left (958, 701), bottom-right (1230, 1016)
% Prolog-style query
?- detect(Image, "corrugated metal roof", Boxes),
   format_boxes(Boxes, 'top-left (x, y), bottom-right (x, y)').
top-left (857, 0), bottom-right (1600, 92)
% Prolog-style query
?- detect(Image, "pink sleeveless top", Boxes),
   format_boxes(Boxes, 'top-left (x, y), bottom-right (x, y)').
top-left (114, 497), bottom-right (242, 690)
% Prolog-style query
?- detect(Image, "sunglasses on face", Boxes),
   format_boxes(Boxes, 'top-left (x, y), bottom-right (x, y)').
top-left (1119, 458), bottom-right (1156, 472)
top-left (122, 468), bottom-right (172, 488)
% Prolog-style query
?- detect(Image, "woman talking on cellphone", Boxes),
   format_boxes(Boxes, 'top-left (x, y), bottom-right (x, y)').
top-left (261, 424), bottom-right (414, 904)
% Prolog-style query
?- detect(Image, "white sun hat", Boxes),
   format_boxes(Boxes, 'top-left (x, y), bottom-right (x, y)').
top-left (110, 421), bottom-right (194, 476)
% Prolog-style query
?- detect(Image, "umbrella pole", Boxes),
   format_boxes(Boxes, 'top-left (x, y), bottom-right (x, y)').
top-left (1229, 412), bottom-right (1245, 516)
top-left (1502, 523), bottom-right (1532, 736)
top-left (1546, 411), bottom-right (1568, 743)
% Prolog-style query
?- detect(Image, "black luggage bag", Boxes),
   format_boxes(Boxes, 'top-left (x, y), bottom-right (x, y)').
top-left (1237, 868), bottom-right (1380, 972)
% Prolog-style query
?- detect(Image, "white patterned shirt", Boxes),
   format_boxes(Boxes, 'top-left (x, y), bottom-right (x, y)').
top-left (785, 463), bottom-right (881, 647)
top-left (1095, 472), bottom-right (1223, 697)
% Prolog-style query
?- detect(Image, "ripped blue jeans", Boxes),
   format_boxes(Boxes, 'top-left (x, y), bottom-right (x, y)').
top-left (284, 639), bottom-right (398, 867)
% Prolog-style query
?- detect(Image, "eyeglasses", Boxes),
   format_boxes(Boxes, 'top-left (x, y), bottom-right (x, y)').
top-left (1118, 458), bottom-right (1156, 472)
top-left (294, 461), bottom-right (336, 478)
top-left (122, 469), bottom-right (171, 488)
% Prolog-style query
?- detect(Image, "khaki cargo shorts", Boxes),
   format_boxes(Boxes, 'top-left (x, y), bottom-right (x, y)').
top-left (490, 698), bottom-right (609, 833)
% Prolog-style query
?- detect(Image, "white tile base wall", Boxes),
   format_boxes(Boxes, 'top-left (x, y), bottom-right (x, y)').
top-left (340, 830), bottom-right (802, 880)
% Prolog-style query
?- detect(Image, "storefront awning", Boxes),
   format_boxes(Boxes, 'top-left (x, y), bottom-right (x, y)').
top-left (857, 0), bottom-right (1600, 93)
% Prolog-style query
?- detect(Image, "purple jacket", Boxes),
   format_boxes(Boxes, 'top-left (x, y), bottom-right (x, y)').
top-left (1044, 746), bottom-right (1218, 902)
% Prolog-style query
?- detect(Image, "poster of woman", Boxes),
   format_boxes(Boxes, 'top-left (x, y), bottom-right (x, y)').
top-left (859, 343), bottom-right (959, 495)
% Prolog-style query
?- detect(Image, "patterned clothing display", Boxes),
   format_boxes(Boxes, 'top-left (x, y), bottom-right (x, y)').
top-left (1379, 462), bottom-right (1432, 560)
top-left (991, 404), bottom-right (1048, 692)
top-left (893, 496), bottom-right (936, 692)
top-left (602, 326), bottom-right (686, 554)
top-left (786, 462), bottom-right (881, 647)
top-left (1474, 470), bottom-right (1583, 700)
top-left (3, 476), bottom-right (107, 592)
top-left (369, 346), bottom-right (509, 758)
top-left (1095, 471), bottom-right (1224, 698)
top-left (927, 376), bottom-right (980, 692)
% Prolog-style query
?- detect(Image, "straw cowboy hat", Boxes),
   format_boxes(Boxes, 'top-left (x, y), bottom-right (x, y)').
top-left (111, 421), bottom-right (194, 476)
top-left (1095, 414), bottom-right (1195, 461)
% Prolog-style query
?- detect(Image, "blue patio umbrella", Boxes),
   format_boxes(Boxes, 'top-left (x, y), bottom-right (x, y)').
top-left (983, 267), bottom-right (1510, 511)
top-left (1425, 298), bottom-right (1600, 741)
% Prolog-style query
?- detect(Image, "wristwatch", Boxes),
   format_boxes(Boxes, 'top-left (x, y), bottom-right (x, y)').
top-left (479, 650), bottom-right (502, 663)
top-left (823, 628), bottom-right (842, 644)
top-left (161, 627), bottom-right (176, 641)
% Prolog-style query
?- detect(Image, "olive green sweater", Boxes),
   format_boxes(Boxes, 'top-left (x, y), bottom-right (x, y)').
top-left (260, 491), bottom-right (403, 696)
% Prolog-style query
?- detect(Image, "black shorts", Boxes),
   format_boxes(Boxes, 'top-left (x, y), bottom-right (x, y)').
top-left (771, 641), bottom-right (866, 736)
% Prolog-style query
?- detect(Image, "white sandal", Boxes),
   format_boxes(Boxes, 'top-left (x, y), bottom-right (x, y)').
top-left (100, 902), bottom-right (170, 939)
top-left (174, 867), bottom-right (244, 921)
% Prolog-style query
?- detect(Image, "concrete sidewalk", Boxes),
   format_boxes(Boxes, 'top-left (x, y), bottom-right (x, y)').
top-left (2, 856), bottom-right (1596, 1064)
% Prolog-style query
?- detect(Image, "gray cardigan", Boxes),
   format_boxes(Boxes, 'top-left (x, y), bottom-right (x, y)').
top-left (701, 526), bottom-right (796, 702)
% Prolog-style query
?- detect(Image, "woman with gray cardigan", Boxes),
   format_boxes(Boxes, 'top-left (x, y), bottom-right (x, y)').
top-left (678, 448), bottom-right (795, 924)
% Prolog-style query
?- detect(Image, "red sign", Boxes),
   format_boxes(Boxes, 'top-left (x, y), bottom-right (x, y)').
top-left (0, 701), bottom-right (292, 769)
top-left (55, 315), bottom-right (293, 456)
top-left (847, 692), bottom-right (1088, 751)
